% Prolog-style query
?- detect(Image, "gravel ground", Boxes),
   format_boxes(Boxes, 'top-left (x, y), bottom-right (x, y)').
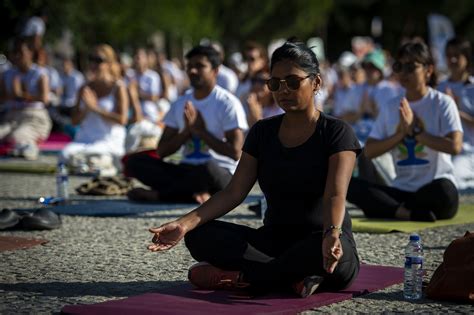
top-left (0, 167), bottom-right (473, 314)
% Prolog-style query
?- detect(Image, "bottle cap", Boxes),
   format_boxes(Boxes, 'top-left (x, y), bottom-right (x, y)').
top-left (409, 234), bottom-right (420, 241)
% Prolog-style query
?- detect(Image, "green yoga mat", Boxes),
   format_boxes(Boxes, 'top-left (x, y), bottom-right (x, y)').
top-left (351, 204), bottom-right (474, 233)
top-left (0, 162), bottom-right (56, 174)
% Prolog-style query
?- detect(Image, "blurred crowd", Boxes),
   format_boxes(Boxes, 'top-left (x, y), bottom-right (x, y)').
top-left (0, 13), bottom-right (473, 193)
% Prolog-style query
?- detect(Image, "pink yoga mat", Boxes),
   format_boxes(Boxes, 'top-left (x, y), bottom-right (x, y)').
top-left (61, 265), bottom-right (403, 314)
top-left (39, 132), bottom-right (71, 152)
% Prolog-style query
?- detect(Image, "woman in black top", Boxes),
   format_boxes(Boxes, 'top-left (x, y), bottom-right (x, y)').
top-left (147, 41), bottom-right (361, 297)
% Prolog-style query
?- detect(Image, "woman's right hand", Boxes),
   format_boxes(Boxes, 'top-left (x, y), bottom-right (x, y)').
top-left (82, 86), bottom-right (99, 112)
top-left (147, 221), bottom-right (187, 252)
top-left (398, 97), bottom-right (414, 136)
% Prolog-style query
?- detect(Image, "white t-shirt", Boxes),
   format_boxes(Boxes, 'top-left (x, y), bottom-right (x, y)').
top-left (366, 80), bottom-right (403, 111)
top-left (332, 83), bottom-right (365, 117)
top-left (60, 69), bottom-right (85, 107)
top-left (164, 85), bottom-right (248, 173)
top-left (75, 81), bottom-right (126, 151)
top-left (438, 77), bottom-right (474, 151)
top-left (217, 65), bottom-right (239, 94)
top-left (1, 66), bottom-right (19, 109)
top-left (17, 64), bottom-right (48, 109)
top-left (235, 79), bottom-right (251, 100)
top-left (369, 87), bottom-right (463, 191)
top-left (45, 66), bottom-right (61, 91)
top-left (22, 17), bottom-right (46, 36)
top-left (126, 69), bottom-right (162, 122)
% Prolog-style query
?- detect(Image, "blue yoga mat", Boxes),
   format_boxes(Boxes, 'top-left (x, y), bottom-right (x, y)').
top-left (50, 200), bottom-right (195, 216)
top-left (26, 195), bottom-right (263, 217)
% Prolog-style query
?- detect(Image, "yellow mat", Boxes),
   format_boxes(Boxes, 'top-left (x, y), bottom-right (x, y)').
top-left (0, 162), bottom-right (56, 174)
top-left (351, 204), bottom-right (474, 233)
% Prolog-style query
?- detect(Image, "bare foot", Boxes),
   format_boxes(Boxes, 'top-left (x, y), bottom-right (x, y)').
top-left (192, 192), bottom-right (211, 204)
top-left (127, 188), bottom-right (160, 202)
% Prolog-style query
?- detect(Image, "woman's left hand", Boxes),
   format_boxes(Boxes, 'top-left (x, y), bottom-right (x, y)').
top-left (322, 234), bottom-right (343, 274)
top-left (82, 87), bottom-right (100, 113)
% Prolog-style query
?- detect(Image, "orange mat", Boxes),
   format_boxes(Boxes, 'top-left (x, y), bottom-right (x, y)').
top-left (0, 236), bottom-right (48, 252)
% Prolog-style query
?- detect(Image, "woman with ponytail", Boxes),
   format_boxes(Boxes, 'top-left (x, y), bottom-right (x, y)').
top-left (60, 44), bottom-right (129, 174)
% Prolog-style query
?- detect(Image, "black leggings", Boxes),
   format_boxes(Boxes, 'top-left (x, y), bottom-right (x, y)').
top-left (184, 220), bottom-right (360, 294)
top-left (347, 177), bottom-right (459, 220)
top-left (125, 153), bottom-right (232, 202)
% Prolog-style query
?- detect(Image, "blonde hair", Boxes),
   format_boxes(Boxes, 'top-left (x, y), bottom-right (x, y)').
top-left (95, 44), bottom-right (122, 81)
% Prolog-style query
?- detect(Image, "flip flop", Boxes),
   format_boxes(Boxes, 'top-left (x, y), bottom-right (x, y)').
top-left (0, 209), bottom-right (21, 230)
top-left (20, 209), bottom-right (61, 230)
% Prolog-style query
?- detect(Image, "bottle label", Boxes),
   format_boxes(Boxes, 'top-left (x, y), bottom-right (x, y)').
top-left (405, 256), bottom-right (423, 268)
top-left (57, 175), bottom-right (68, 182)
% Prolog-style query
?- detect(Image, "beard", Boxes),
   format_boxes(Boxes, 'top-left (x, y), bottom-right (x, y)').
top-left (189, 75), bottom-right (205, 89)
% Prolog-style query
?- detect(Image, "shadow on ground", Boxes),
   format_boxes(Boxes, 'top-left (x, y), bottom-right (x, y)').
top-left (0, 280), bottom-right (186, 297)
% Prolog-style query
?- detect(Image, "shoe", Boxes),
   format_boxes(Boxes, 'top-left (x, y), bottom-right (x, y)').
top-left (293, 275), bottom-right (324, 298)
top-left (188, 262), bottom-right (248, 290)
top-left (20, 208), bottom-right (61, 230)
top-left (0, 209), bottom-right (21, 230)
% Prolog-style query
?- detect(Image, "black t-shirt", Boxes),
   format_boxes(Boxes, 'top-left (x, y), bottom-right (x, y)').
top-left (243, 112), bottom-right (361, 234)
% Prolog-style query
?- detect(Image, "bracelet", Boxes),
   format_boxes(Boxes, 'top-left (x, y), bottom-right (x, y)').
top-left (323, 225), bottom-right (343, 238)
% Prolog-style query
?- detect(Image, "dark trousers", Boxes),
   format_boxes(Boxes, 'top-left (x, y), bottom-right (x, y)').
top-left (48, 106), bottom-right (73, 132)
top-left (184, 220), bottom-right (360, 293)
top-left (125, 153), bottom-right (232, 202)
top-left (347, 177), bottom-right (459, 220)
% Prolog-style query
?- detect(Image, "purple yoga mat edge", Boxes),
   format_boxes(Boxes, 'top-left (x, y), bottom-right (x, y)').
top-left (61, 264), bottom-right (404, 315)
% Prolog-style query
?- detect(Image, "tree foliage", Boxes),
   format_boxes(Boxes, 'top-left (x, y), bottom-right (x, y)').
top-left (1, 0), bottom-right (473, 59)
top-left (2, 0), bottom-right (332, 52)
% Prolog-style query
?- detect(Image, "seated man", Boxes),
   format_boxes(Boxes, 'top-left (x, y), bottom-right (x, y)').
top-left (126, 45), bottom-right (248, 204)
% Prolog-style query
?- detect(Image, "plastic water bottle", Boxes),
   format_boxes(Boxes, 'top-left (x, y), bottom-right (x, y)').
top-left (56, 162), bottom-right (69, 202)
top-left (260, 197), bottom-right (267, 222)
top-left (404, 234), bottom-right (424, 300)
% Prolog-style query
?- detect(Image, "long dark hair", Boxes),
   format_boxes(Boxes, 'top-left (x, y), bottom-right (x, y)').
top-left (396, 41), bottom-right (437, 87)
top-left (445, 37), bottom-right (472, 70)
top-left (270, 41), bottom-right (320, 77)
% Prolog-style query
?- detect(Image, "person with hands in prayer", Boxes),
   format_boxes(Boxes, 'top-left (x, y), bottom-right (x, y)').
top-left (126, 45), bottom-right (247, 204)
top-left (347, 41), bottom-right (463, 222)
top-left (148, 41), bottom-right (361, 298)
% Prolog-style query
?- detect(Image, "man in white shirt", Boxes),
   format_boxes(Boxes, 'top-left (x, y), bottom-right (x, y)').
top-left (126, 45), bottom-right (248, 204)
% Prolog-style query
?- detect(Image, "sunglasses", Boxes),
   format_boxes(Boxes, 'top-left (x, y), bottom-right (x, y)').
top-left (266, 75), bottom-right (312, 92)
top-left (392, 61), bottom-right (421, 74)
top-left (88, 55), bottom-right (105, 64)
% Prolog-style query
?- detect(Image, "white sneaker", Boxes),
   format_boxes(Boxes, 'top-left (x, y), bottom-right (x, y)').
top-left (21, 144), bottom-right (39, 160)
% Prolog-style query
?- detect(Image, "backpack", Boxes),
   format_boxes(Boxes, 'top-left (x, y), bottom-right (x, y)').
top-left (426, 231), bottom-right (474, 303)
